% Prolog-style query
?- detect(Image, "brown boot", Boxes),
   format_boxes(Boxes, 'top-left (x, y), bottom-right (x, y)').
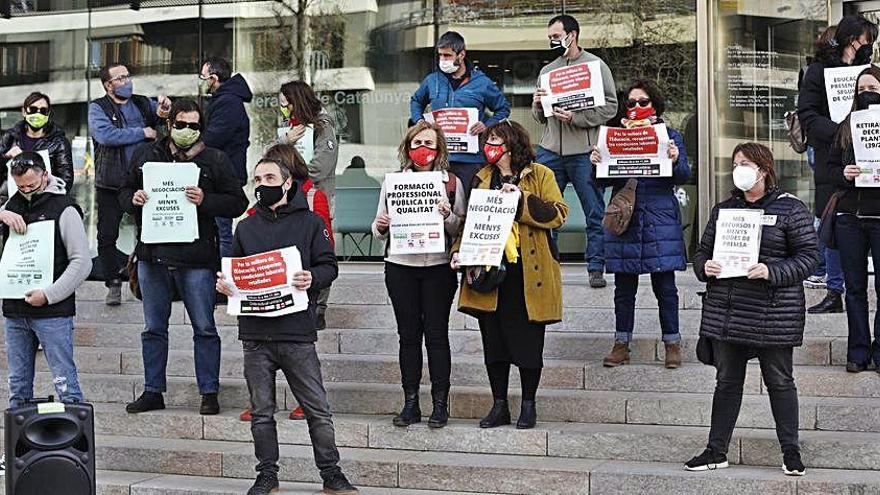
top-left (603, 342), bottom-right (630, 367)
top-left (665, 342), bottom-right (682, 369)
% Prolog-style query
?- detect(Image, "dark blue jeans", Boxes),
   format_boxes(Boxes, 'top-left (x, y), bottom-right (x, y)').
top-left (536, 146), bottom-right (605, 272)
top-left (4, 316), bottom-right (83, 408)
top-left (814, 217), bottom-right (845, 293)
top-left (138, 261), bottom-right (220, 394)
top-left (613, 271), bottom-right (680, 343)
top-left (215, 217), bottom-right (233, 259)
top-left (836, 215), bottom-right (880, 366)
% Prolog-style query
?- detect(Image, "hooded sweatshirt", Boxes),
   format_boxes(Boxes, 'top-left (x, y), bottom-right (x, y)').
top-left (203, 73), bottom-right (254, 185)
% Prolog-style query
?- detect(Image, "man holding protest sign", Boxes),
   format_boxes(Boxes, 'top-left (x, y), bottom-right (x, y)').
top-left (215, 158), bottom-right (358, 495)
top-left (120, 99), bottom-right (248, 416)
top-left (533, 14), bottom-right (618, 288)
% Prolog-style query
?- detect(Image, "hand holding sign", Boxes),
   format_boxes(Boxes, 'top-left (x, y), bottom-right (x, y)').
top-left (292, 270), bottom-right (312, 290)
top-left (132, 190), bottom-right (149, 206)
top-left (845, 164), bottom-right (861, 181)
top-left (704, 260), bottom-right (723, 278)
top-left (746, 263), bottom-right (769, 280)
top-left (0, 210), bottom-right (26, 235)
top-left (215, 272), bottom-right (234, 297)
top-left (24, 289), bottom-right (47, 307)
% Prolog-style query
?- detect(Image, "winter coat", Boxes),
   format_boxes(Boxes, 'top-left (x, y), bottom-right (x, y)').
top-left (0, 121), bottom-right (74, 193)
top-left (203, 74), bottom-right (253, 185)
top-left (410, 64), bottom-right (511, 165)
top-left (603, 126), bottom-right (690, 274)
top-left (453, 163), bottom-right (569, 324)
top-left (694, 189), bottom-right (819, 348)
top-left (827, 137), bottom-right (880, 215)
top-left (88, 94), bottom-right (158, 191)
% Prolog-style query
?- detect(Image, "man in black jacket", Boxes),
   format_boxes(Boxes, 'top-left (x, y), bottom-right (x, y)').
top-left (216, 159), bottom-right (357, 495)
top-left (119, 98), bottom-right (248, 416)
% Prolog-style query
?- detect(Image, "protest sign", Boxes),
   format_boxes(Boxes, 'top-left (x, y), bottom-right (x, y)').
top-left (277, 125), bottom-right (315, 163)
top-left (459, 189), bottom-right (520, 267)
top-left (825, 64), bottom-right (871, 123)
top-left (141, 162), bottom-right (200, 244)
top-left (850, 108), bottom-right (880, 187)
top-left (7, 149), bottom-right (51, 198)
top-left (0, 220), bottom-right (55, 299)
top-left (596, 124), bottom-right (672, 178)
top-left (540, 61), bottom-right (607, 117)
top-left (423, 108), bottom-right (479, 154)
top-left (712, 209), bottom-right (763, 279)
top-left (222, 246), bottom-right (309, 317)
top-left (385, 172), bottom-right (446, 255)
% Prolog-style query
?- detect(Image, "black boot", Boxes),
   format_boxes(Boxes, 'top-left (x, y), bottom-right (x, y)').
top-left (126, 391), bottom-right (165, 414)
top-left (479, 399), bottom-right (511, 428)
top-left (392, 390), bottom-right (421, 427)
top-left (428, 387), bottom-right (449, 428)
top-left (516, 400), bottom-right (537, 429)
top-left (807, 290), bottom-right (843, 314)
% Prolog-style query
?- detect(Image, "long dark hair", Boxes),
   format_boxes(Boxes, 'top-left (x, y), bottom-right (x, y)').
top-left (836, 65), bottom-right (880, 149)
top-left (624, 78), bottom-right (665, 117)
top-left (279, 81), bottom-right (325, 130)
top-left (483, 119), bottom-right (535, 173)
top-left (263, 143), bottom-right (309, 180)
top-left (819, 15), bottom-right (878, 65)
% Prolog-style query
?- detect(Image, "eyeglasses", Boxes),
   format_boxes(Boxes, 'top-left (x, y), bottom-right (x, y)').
top-left (25, 106), bottom-right (49, 116)
top-left (172, 121), bottom-right (201, 131)
top-left (626, 99), bottom-right (652, 108)
top-left (109, 74), bottom-right (132, 84)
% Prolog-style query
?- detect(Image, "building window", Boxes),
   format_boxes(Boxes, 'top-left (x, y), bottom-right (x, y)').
top-left (0, 42), bottom-right (50, 86)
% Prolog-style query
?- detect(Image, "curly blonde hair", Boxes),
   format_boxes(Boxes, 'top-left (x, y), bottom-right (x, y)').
top-left (397, 121), bottom-right (450, 172)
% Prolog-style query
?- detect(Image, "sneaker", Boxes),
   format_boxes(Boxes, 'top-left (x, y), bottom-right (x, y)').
top-left (684, 448), bottom-right (729, 471)
top-left (846, 362), bottom-right (868, 373)
top-left (247, 470), bottom-right (279, 495)
top-left (200, 393), bottom-right (220, 415)
top-left (316, 313), bottom-right (327, 331)
top-left (126, 391), bottom-right (165, 414)
top-left (105, 285), bottom-right (122, 306)
top-left (289, 406), bottom-right (305, 420)
top-left (240, 408), bottom-right (253, 422)
top-left (783, 450), bottom-right (806, 476)
top-left (803, 275), bottom-right (827, 289)
top-left (589, 271), bottom-right (607, 289)
top-left (0, 454), bottom-right (6, 476)
top-left (322, 470), bottom-right (359, 494)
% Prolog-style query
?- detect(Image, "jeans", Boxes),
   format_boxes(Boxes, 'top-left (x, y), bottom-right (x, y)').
top-left (614, 272), bottom-right (680, 343)
top-left (5, 316), bottom-right (83, 408)
top-left (836, 214), bottom-right (880, 365)
top-left (215, 217), bottom-right (233, 259)
top-left (449, 162), bottom-right (481, 191)
top-left (97, 187), bottom-right (124, 287)
top-left (536, 146), bottom-right (605, 272)
top-left (243, 340), bottom-right (341, 477)
top-left (138, 261), bottom-right (220, 394)
top-left (814, 217), bottom-right (845, 292)
top-left (384, 263), bottom-right (457, 392)
top-left (707, 341), bottom-right (799, 455)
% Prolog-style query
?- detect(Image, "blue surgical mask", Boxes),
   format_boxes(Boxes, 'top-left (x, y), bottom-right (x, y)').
top-left (115, 81), bottom-right (134, 100)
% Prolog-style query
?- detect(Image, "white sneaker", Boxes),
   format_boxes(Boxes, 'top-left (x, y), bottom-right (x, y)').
top-left (0, 454), bottom-right (6, 475)
top-left (803, 275), bottom-right (827, 289)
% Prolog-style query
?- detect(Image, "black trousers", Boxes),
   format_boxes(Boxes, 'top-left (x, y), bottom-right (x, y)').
top-left (384, 262), bottom-right (458, 393)
top-left (707, 340), bottom-right (800, 455)
top-left (96, 187), bottom-right (124, 287)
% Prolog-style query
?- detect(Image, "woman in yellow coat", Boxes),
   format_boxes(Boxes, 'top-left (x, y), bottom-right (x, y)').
top-left (451, 119), bottom-right (568, 429)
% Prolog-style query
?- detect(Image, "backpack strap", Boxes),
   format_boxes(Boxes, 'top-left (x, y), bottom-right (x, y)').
top-left (306, 187), bottom-right (317, 211)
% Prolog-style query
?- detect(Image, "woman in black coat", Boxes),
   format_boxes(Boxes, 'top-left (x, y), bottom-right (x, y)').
top-left (0, 92), bottom-right (74, 194)
top-left (684, 143), bottom-right (819, 477)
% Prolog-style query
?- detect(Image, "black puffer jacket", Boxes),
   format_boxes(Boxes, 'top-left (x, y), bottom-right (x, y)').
top-left (827, 139), bottom-right (880, 215)
top-left (694, 189), bottom-right (819, 348)
top-left (0, 121), bottom-right (74, 193)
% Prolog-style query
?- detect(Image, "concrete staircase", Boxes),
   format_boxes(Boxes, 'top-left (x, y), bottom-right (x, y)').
top-left (2, 264), bottom-right (879, 495)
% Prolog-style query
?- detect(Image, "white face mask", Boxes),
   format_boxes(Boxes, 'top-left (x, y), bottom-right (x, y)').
top-left (439, 59), bottom-right (458, 74)
top-left (732, 165), bottom-right (760, 192)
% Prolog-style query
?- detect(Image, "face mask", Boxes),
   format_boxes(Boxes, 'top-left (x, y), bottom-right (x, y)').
top-left (115, 81), bottom-right (133, 100)
top-left (483, 143), bottom-right (506, 165)
top-left (280, 106), bottom-right (291, 120)
top-left (408, 146), bottom-right (438, 168)
top-left (732, 165), bottom-right (760, 192)
top-left (549, 33), bottom-right (571, 57)
top-left (199, 77), bottom-right (214, 95)
top-left (20, 178), bottom-right (46, 202)
top-left (25, 113), bottom-right (49, 130)
top-left (627, 105), bottom-right (656, 121)
top-left (255, 184), bottom-right (287, 207)
top-left (439, 59), bottom-right (458, 74)
top-left (171, 127), bottom-right (200, 149)
top-left (856, 90), bottom-right (880, 109)
top-left (856, 43), bottom-right (874, 62)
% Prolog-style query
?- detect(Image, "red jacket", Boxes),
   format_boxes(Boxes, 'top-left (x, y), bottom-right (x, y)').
top-left (246, 179), bottom-right (335, 247)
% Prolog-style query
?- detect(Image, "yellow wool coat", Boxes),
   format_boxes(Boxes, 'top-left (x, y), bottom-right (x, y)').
top-left (454, 163), bottom-right (568, 324)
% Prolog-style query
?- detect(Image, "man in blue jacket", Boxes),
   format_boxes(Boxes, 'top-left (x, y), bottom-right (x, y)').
top-left (410, 31), bottom-right (511, 189)
top-left (200, 56), bottom-right (253, 257)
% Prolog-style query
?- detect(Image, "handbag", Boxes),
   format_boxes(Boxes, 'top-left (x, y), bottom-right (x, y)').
top-left (696, 335), bottom-right (715, 366)
top-left (466, 262), bottom-right (507, 293)
top-left (603, 179), bottom-right (638, 236)
top-left (818, 191), bottom-right (840, 249)
top-left (127, 254), bottom-right (142, 301)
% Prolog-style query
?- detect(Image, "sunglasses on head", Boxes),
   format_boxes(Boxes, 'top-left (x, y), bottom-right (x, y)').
top-left (172, 121), bottom-right (201, 131)
top-left (626, 99), bottom-right (652, 108)
top-left (25, 106), bottom-right (49, 116)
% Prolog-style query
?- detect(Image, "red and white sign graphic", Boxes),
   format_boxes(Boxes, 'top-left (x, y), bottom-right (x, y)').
top-left (596, 124), bottom-right (672, 179)
top-left (540, 60), bottom-right (606, 117)
top-left (222, 246), bottom-right (309, 317)
top-left (424, 107), bottom-right (480, 154)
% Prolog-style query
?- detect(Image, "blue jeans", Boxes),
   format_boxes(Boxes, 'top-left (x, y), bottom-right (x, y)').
top-left (5, 316), bottom-right (83, 408)
top-left (613, 272), bottom-right (680, 343)
top-left (813, 217), bottom-right (845, 293)
top-left (536, 146), bottom-right (605, 272)
top-left (836, 215), bottom-right (880, 366)
top-left (215, 217), bottom-right (233, 258)
top-left (138, 262), bottom-right (220, 394)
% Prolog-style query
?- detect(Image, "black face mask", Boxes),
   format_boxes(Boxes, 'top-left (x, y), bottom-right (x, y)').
top-left (549, 34), bottom-right (570, 57)
top-left (255, 184), bottom-right (287, 208)
top-left (857, 43), bottom-right (874, 62)
top-left (856, 90), bottom-right (880, 109)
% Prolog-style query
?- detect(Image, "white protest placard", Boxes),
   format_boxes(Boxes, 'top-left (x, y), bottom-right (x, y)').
top-left (0, 220), bottom-right (55, 299)
top-left (423, 108), bottom-right (479, 154)
top-left (277, 125), bottom-right (315, 163)
top-left (825, 64), bottom-right (871, 123)
top-left (850, 107), bottom-right (880, 187)
top-left (384, 171), bottom-right (446, 255)
top-left (222, 246), bottom-right (309, 317)
top-left (7, 149), bottom-right (51, 198)
top-left (540, 61), bottom-right (607, 118)
top-left (712, 209), bottom-right (763, 279)
top-left (596, 124), bottom-right (672, 178)
top-left (141, 162), bottom-right (200, 244)
top-left (459, 189), bottom-right (520, 267)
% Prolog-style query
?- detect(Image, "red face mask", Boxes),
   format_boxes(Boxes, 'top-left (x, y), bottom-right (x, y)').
top-left (408, 146), bottom-right (438, 168)
top-left (288, 117), bottom-right (301, 127)
top-left (627, 105), bottom-right (656, 121)
top-left (483, 143), bottom-right (506, 164)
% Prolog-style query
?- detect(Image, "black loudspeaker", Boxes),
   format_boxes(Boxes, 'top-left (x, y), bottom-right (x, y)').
top-left (4, 400), bottom-right (96, 495)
